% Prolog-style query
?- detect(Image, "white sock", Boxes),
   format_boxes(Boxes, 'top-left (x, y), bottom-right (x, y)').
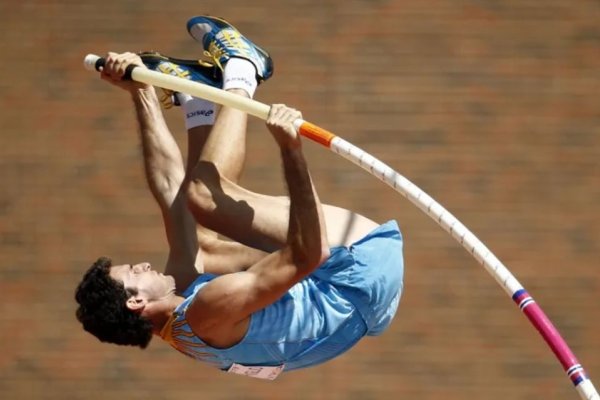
top-left (223, 57), bottom-right (258, 98)
top-left (175, 93), bottom-right (216, 129)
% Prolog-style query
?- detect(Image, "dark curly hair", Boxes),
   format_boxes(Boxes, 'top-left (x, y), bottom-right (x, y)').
top-left (75, 257), bottom-right (153, 349)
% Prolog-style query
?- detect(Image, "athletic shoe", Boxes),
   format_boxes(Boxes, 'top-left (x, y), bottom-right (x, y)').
top-left (139, 51), bottom-right (221, 108)
top-left (186, 16), bottom-right (274, 82)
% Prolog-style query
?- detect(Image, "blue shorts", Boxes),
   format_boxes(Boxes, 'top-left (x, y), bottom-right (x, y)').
top-left (311, 220), bottom-right (404, 336)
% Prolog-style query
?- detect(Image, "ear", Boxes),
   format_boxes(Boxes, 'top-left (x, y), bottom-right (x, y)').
top-left (125, 296), bottom-right (147, 313)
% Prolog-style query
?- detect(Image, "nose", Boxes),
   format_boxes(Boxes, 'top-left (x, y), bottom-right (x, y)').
top-left (132, 262), bottom-right (151, 273)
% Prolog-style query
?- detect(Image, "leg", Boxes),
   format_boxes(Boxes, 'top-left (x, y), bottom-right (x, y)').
top-left (181, 64), bottom-right (256, 251)
top-left (196, 92), bottom-right (249, 183)
top-left (185, 125), bottom-right (211, 175)
top-left (184, 92), bottom-right (253, 252)
top-left (185, 15), bottom-right (378, 250)
top-left (180, 94), bottom-right (247, 184)
top-left (188, 165), bottom-right (378, 251)
top-left (135, 44), bottom-right (272, 275)
top-left (184, 15), bottom-right (272, 183)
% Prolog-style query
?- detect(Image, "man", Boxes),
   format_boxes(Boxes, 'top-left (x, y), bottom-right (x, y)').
top-left (75, 16), bottom-right (404, 379)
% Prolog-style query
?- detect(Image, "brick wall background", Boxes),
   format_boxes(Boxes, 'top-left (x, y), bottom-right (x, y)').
top-left (1, 1), bottom-right (598, 399)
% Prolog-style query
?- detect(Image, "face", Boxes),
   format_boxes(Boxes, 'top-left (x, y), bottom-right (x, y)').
top-left (109, 262), bottom-right (176, 305)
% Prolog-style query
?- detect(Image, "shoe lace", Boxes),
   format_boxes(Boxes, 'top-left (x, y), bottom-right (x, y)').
top-left (204, 47), bottom-right (225, 71)
top-left (158, 89), bottom-right (175, 109)
top-left (205, 29), bottom-right (247, 71)
top-left (197, 59), bottom-right (214, 68)
top-left (143, 58), bottom-right (215, 109)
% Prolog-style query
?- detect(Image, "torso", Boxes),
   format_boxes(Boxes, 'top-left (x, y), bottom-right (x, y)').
top-left (197, 317), bottom-right (250, 348)
top-left (161, 268), bottom-right (370, 372)
top-left (191, 206), bottom-right (378, 347)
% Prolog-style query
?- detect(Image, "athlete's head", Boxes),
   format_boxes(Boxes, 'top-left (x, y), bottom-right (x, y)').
top-left (74, 256), bottom-right (174, 349)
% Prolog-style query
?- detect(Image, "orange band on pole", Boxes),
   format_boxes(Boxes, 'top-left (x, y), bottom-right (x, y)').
top-left (299, 121), bottom-right (336, 148)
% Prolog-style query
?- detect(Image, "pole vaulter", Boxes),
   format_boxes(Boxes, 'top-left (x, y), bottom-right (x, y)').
top-left (84, 54), bottom-right (598, 400)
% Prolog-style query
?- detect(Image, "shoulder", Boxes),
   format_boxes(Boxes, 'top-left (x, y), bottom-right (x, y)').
top-left (184, 272), bottom-right (255, 328)
top-left (177, 273), bottom-right (215, 298)
top-left (184, 273), bottom-right (255, 347)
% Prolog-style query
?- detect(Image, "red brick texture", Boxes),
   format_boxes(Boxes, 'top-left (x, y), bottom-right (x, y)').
top-left (1, 1), bottom-right (598, 399)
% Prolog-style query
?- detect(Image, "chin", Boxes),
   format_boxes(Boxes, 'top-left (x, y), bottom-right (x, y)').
top-left (166, 275), bottom-right (177, 289)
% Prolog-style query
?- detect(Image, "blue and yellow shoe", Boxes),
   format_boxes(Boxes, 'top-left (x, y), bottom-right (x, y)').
top-left (186, 16), bottom-right (274, 82)
top-left (138, 51), bottom-right (221, 108)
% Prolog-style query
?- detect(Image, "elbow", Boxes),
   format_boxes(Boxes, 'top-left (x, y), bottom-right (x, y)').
top-left (186, 183), bottom-right (212, 226)
top-left (313, 229), bottom-right (331, 266)
top-left (292, 242), bottom-right (330, 274)
top-left (318, 244), bottom-right (331, 265)
top-left (288, 221), bottom-right (331, 272)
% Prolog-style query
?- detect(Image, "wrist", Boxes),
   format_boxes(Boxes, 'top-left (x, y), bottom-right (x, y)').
top-left (278, 136), bottom-right (302, 152)
top-left (280, 145), bottom-right (305, 165)
top-left (129, 84), bottom-right (154, 98)
top-left (130, 85), bottom-right (159, 107)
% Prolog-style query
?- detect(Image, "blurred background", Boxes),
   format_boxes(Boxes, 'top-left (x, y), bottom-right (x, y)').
top-left (1, 0), bottom-right (598, 399)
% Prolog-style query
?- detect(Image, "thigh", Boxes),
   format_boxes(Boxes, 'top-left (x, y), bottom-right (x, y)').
top-left (321, 204), bottom-right (379, 247)
top-left (197, 175), bottom-right (378, 252)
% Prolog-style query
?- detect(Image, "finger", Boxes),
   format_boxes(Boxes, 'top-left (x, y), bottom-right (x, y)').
top-left (267, 104), bottom-right (279, 120)
top-left (108, 52), bottom-right (133, 79)
top-left (281, 108), bottom-right (298, 126)
top-left (105, 52), bottom-right (120, 68)
top-left (272, 104), bottom-right (287, 120)
top-left (103, 54), bottom-right (115, 75)
top-left (114, 54), bottom-right (130, 79)
top-left (283, 108), bottom-right (300, 124)
top-left (122, 52), bottom-right (139, 67)
top-left (267, 104), bottom-right (286, 125)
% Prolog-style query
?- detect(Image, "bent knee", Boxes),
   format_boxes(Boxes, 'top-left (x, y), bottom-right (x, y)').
top-left (186, 164), bottom-right (220, 222)
top-left (186, 181), bottom-right (213, 216)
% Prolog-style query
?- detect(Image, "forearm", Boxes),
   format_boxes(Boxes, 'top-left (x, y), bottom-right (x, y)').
top-left (280, 146), bottom-right (329, 270)
top-left (131, 87), bottom-right (185, 208)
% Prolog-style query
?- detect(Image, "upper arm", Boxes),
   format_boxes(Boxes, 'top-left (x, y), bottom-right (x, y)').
top-left (185, 248), bottom-right (307, 331)
top-left (161, 188), bottom-right (205, 289)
